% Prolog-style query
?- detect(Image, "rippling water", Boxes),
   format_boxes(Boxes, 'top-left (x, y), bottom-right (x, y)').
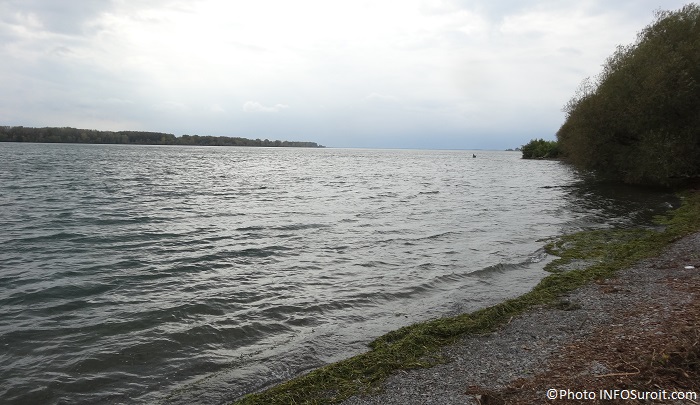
top-left (0, 143), bottom-right (676, 404)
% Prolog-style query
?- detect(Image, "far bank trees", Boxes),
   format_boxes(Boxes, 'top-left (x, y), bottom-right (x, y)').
top-left (556, 4), bottom-right (700, 186)
top-left (0, 126), bottom-right (324, 148)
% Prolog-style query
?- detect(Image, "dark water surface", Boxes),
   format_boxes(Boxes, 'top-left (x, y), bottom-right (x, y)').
top-left (0, 144), bottom-right (676, 404)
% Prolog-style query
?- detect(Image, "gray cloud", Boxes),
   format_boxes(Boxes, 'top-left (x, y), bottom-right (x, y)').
top-left (243, 102), bottom-right (290, 113)
top-left (0, 0), bottom-right (113, 36)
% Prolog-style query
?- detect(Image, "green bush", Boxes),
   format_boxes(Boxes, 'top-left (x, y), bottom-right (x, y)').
top-left (521, 138), bottom-right (560, 159)
top-left (557, 4), bottom-right (700, 185)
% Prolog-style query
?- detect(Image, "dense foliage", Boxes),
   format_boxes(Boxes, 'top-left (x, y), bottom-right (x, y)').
top-left (556, 4), bottom-right (700, 186)
top-left (0, 126), bottom-right (323, 148)
top-left (521, 138), bottom-right (560, 159)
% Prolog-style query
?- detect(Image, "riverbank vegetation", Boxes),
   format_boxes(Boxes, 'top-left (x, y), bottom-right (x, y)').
top-left (232, 190), bottom-right (700, 404)
top-left (556, 4), bottom-right (700, 186)
top-left (0, 126), bottom-right (324, 148)
top-left (520, 138), bottom-right (560, 159)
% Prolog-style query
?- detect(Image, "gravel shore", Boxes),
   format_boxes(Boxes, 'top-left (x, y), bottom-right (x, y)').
top-left (341, 232), bottom-right (700, 405)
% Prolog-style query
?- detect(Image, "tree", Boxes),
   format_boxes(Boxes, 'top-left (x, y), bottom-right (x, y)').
top-left (521, 139), bottom-right (560, 159)
top-left (557, 4), bottom-right (700, 185)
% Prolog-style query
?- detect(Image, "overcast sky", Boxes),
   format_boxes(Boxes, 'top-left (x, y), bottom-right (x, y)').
top-left (0, 0), bottom-right (690, 149)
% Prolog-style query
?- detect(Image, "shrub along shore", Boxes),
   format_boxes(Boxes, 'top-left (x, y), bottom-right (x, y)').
top-left (230, 190), bottom-right (700, 405)
top-left (556, 4), bottom-right (700, 186)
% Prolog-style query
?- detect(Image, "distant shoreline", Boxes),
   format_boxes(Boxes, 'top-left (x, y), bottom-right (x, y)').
top-left (0, 126), bottom-right (325, 148)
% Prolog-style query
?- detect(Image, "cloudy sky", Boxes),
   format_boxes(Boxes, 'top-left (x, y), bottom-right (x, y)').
top-left (0, 0), bottom-right (690, 149)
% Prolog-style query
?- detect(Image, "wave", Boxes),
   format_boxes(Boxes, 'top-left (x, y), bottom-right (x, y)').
top-left (8, 231), bottom-right (87, 245)
top-left (364, 248), bottom-right (551, 304)
top-left (235, 223), bottom-right (328, 232)
top-left (466, 248), bottom-right (549, 278)
top-left (372, 231), bottom-right (459, 246)
top-left (1, 282), bottom-right (113, 307)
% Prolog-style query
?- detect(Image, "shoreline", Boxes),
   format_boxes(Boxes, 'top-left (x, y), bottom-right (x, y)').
top-left (233, 191), bottom-right (700, 405)
top-left (340, 230), bottom-right (700, 404)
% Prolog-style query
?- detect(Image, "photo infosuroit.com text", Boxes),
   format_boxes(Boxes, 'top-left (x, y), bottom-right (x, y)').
top-left (547, 388), bottom-right (698, 401)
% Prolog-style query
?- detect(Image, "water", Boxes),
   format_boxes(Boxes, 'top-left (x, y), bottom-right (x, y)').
top-left (0, 143), bottom-right (676, 404)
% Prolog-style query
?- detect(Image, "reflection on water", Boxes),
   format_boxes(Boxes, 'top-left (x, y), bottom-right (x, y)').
top-left (560, 175), bottom-right (678, 230)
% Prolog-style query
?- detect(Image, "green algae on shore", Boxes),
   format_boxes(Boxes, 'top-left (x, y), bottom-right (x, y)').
top-left (233, 191), bottom-right (700, 405)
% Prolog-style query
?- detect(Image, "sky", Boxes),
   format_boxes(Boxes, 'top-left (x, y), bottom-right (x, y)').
top-left (0, 0), bottom-right (691, 149)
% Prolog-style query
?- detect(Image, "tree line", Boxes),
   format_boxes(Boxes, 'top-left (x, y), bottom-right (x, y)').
top-left (0, 126), bottom-right (324, 148)
top-left (555, 4), bottom-right (700, 186)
